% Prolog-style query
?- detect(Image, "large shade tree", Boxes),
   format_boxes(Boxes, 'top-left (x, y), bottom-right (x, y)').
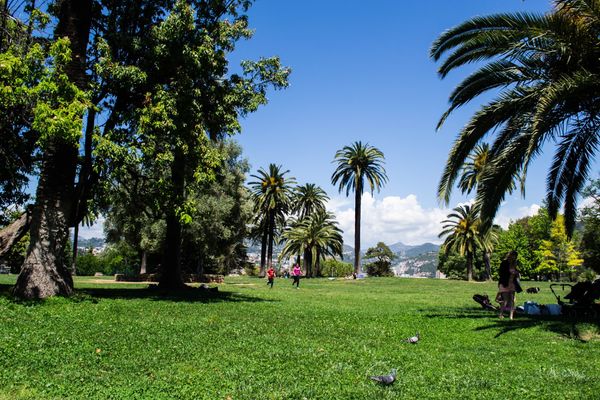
top-left (3, 0), bottom-right (289, 297)
top-left (331, 141), bottom-right (387, 275)
top-left (431, 0), bottom-right (600, 235)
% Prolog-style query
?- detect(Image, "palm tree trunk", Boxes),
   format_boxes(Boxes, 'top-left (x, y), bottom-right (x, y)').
top-left (354, 186), bottom-right (362, 275)
top-left (304, 249), bottom-right (312, 278)
top-left (466, 250), bottom-right (473, 281)
top-left (13, 0), bottom-right (92, 299)
top-left (483, 251), bottom-right (491, 281)
top-left (259, 229), bottom-right (267, 277)
top-left (267, 210), bottom-right (275, 271)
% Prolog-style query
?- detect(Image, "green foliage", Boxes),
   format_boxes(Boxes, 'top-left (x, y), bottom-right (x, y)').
top-left (580, 178), bottom-right (600, 274)
top-left (75, 243), bottom-right (139, 277)
top-left (1, 276), bottom-right (599, 398)
top-left (32, 38), bottom-right (90, 147)
top-left (535, 215), bottom-right (583, 279)
top-left (320, 259), bottom-right (353, 277)
top-left (75, 251), bottom-right (102, 276)
top-left (364, 242), bottom-right (396, 277)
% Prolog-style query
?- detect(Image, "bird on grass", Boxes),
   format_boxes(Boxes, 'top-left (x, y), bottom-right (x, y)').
top-left (369, 368), bottom-right (397, 385)
top-left (405, 332), bottom-right (420, 344)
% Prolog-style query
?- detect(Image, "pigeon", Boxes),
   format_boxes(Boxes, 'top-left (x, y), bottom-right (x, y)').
top-left (369, 368), bottom-right (397, 385)
top-left (405, 331), bottom-right (420, 344)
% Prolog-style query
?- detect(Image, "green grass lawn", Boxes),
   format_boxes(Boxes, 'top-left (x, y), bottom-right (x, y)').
top-left (0, 275), bottom-right (598, 399)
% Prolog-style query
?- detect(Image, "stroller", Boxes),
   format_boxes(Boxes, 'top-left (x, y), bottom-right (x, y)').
top-left (550, 279), bottom-right (600, 319)
top-left (473, 294), bottom-right (498, 311)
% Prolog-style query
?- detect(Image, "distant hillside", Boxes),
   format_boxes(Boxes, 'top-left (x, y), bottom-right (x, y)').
top-left (77, 237), bottom-right (105, 249)
top-left (393, 252), bottom-right (438, 278)
top-left (404, 243), bottom-right (440, 258)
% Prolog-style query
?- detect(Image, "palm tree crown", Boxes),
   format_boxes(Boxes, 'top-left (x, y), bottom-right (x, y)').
top-left (292, 183), bottom-right (329, 220)
top-left (431, 0), bottom-right (600, 234)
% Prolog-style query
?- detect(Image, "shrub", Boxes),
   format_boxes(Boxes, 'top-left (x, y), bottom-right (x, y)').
top-left (321, 259), bottom-right (353, 277)
top-left (365, 261), bottom-right (394, 277)
top-left (75, 251), bottom-right (101, 276)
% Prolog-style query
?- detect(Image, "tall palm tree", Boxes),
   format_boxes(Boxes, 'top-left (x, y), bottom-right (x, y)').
top-left (249, 164), bottom-right (295, 276)
top-left (439, 204), bottom-right (483, 281)
top-left (280, 210), bottom-right (343, 277)
top-left (331, 141), bottom-right (388, 274)
top-left (431, 0), bottom-right (600, 235)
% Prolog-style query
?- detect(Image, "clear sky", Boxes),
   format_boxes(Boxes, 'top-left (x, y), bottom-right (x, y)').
top-left (81, 0), bottom-right (597, 247)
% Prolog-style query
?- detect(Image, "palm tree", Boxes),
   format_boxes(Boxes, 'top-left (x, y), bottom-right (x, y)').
top-left (280, 210), bottom-right (343, 277)
top-left (439, 204), bottom-right (483, 281)
top-left (331, 141), bottom-right (388, 275)
top-left (431, 0), bottom-right (600, 235)
top-left (289, 183), bottom-right (329, 266)
top-left (292, 183), bottom-right (329, 220)
top-left (249, 164), bottom-right (295, 276)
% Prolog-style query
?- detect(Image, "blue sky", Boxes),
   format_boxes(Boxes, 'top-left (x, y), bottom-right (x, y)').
top-left (82, 0), bottom-right (597, 247)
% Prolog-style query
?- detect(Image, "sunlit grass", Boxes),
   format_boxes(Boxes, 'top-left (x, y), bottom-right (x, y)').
top-left (0, 274), bottom-right (598, 399)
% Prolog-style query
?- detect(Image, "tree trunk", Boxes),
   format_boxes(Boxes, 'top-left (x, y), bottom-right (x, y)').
top-left (0, 210), bottom-right (31, 258)
top-left (466, 250), bottom-right (473, 281)
top-left (266, 210), bottom-right (275, 271)
top-left (159, 149), bottom-right (185, 289)
top-left (354, 185), bottom-right (362, 275)
top-left (71, 223), bottom-right (79, 274)
top-left (304, 248), bottom-right (312, 278)
top-left (14, 141), bottom-right (78, 298)
top-left (13, 0), bottom-right (92, 299)
top-left (483, 251), bottom-right (491, 281)
top-left (259, 229), bottom-right (267, 277)
top-left (140, 250), bottom-right (147, 275)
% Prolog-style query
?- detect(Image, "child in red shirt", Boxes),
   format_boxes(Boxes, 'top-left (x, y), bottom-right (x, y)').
top-left (267, 266), bottom-right (275, 289)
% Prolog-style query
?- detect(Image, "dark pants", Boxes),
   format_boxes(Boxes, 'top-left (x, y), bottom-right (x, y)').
top-left (292, 275), bottom-right (300, 287)
top-left (267, 277), bottom-right (274, 288)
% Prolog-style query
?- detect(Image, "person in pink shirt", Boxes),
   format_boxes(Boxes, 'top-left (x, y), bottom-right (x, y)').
top-left (266, 266), bottom-right (275, 289)
top-left (292, 264), bottom-right (302, 288)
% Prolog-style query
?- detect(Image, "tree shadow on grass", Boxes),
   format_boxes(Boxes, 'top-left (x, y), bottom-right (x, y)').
top-left (423, 306), bottom-right (596, 340)
top-left (0, 283), bottom-right (273, 305)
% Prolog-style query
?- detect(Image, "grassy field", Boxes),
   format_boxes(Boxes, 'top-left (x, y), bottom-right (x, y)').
top-left (0, 275), bottom-right (598, 399)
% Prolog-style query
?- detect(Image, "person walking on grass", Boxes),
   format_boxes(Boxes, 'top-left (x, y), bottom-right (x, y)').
top-left (496, 250), bottom-right (519, 320)
top-left (292, 263), bottom-right (302, 289)
top-left (267, 265), bottom-right (276, 289)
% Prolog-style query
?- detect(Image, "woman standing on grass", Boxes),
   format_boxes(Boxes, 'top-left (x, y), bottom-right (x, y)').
top-left (292, 264), bottom-right (302, 288)
top-left (497, 251), bottom-right (519, 320)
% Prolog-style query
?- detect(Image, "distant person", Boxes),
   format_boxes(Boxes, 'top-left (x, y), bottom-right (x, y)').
top-left (496, 250), bottom-right (519, 320)
top-left (292, 264), bottom-right (302, 288)
top-left (267, 266), bottom-right (276, 289)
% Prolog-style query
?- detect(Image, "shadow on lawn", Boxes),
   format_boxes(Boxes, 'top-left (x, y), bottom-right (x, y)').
top-left (423, 307), bottom-right (597, 340)
top-left (0, 283), bottom-right (273, 305)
